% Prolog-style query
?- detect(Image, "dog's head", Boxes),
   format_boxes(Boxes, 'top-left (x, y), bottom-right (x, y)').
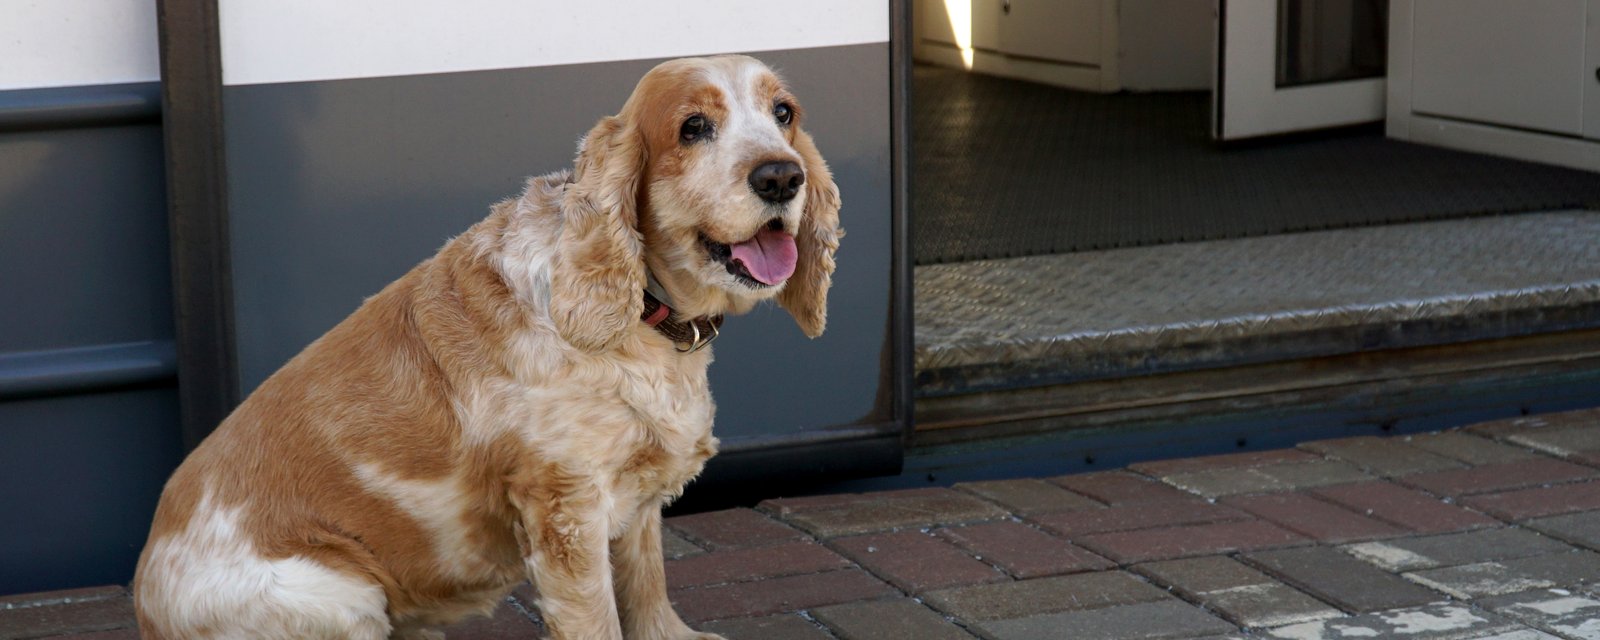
top-left (550, 55), bottom-right (842, 352)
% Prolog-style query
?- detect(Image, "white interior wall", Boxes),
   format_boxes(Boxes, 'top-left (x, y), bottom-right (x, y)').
top-left (1117, 0), bottom-right (1215, 91)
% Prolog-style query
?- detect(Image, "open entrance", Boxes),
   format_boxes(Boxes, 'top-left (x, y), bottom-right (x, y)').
top-left (909, 0), bottom-right (1600, 466)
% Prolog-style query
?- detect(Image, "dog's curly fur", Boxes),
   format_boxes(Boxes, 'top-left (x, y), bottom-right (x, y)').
top-left (132, 55), bottom-right (841, 640)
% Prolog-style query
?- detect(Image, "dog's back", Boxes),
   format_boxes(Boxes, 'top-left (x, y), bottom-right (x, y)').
top-left (133, 200), bottom-right (543, 639)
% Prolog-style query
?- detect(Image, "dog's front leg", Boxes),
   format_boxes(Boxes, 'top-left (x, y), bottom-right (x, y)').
top-left (513, 477), bottom-right (623, 640)
top-left (613, 506), bottom-right (723, 640)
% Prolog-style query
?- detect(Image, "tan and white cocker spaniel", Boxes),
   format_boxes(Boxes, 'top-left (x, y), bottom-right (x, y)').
top-left (132, 55), bottom-right (841, 640)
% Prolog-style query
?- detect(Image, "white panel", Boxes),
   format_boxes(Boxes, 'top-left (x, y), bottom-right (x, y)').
top-left (1217, 0), bottom-right (1384, 140)
top-left (1412, 0), bottom-right (1585, 136)
top-left (0, 0), bottom-right (160, 91)
top-left (1002, 0), bottom-right (1102, 65)
top-left (973, 0), bottom-right (1004, 50)
top-left (219, 0), bottom-right (889, 86)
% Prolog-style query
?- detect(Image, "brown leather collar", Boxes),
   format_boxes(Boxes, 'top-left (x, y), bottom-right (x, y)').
top-left (641, 291), bottom-right (723, 353)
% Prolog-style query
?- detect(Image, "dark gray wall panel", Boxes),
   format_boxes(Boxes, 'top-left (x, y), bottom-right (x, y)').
top-left (224, 44), bottom-right (892, 442)
top-left (0, 387), bottom-right (183, 594)
top-left (0, 125), bottom-right (174, 352)
top-left (0, 120), bottom-right (180, 595)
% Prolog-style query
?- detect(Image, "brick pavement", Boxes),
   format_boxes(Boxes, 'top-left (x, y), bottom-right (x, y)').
top-left (9, 407), bottom-right (1600, 639)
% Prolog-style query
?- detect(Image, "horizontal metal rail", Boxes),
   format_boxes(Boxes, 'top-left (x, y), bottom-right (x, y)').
top-left (0, 82), bottom-right (161, 133)
top-left (0, 341), bottom-right (178, 401)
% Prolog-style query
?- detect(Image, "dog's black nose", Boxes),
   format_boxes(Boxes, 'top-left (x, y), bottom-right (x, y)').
top-left (748, 161), bottom-right (805, 203)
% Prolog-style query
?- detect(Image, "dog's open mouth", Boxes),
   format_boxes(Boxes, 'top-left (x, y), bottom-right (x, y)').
top-left (701, 223), bottom-right (797, 288)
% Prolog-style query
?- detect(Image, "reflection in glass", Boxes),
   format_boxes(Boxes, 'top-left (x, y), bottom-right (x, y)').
top-left (1277, 0), bottom-right (1389, 87)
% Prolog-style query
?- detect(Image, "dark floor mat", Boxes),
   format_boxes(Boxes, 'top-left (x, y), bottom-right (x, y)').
top-left (914, 65), bottom-right (1600, 265)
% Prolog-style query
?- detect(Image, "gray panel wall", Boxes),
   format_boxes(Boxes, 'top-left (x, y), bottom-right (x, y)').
top-left (224, 44), bottom-right (893, 444)
top-left (0, 121), bottom-right (182, 594)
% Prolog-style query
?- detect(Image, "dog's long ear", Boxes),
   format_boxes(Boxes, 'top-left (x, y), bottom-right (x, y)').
top-left (550, 116), bottom-right (647, 352)
top-left (779, 129), bottom-right (842, 338)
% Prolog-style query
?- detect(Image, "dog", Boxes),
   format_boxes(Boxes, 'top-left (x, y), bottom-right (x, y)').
top-left (132, 54), bottom-right (841, 640)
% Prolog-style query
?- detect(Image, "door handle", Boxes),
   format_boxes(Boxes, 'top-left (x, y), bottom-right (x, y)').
top-left (1002, 0), bottom-right (1011, 15)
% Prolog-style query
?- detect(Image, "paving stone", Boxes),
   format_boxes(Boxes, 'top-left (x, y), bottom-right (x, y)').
top-left (1342, 528), bottom-right (1574, 573)
top-left (1161, 461), bottom-right (1372, 499)
top-left (1409, 432), bottom-right (1542, 466)
top-left (49, 630), bottom-right (141, 640)
top-left (973, 600), bottom-right (1236, 640)
top-left (666, 508), bottom-right (808, 550)
top-left (1244, 546), bottom-right (1443, 613)
top-left (831, 531), bottom-right (1008, 593)
top-left (1223, 492), bottom-right (1408, 543)
top-left (1463, 480), bottom-right (1600, 520)
top-left (1134, 556), bottom-right (1342, 628)
top-left (666, 542), bottom-right (852, 589)
top-left (1049, 471), bottom-right (1202, 505)
top-left (1400, 459), bottom-right (1597, 497)
top-left (774, 489), bottom-right (1007, 537)
top-left (1079, 519), bottom-right (1307, 563)
top-left (1160, 467), bottom-right (1292, 498)
top-left (759, 488), bottom-right (950, 515)
top-left (1029, 501), bottom-right (1252, 538)
top-left (0, 591), bottom-right (136, 640)
top-left (0, 586), bottom-right (126, 609)
top-left (1468, 412), bottom-right (1596, 438)
top-left (698, 614), bottom-right (837, 640)
top-left (921, 571), bottom-right (1172, 621)
top-left (1130, 449), bottom-right (1321, 477)
top-left (954, 478), bottom-right (1102, 515)
top-left (663, 528), bottom-right (707, 559)
top-left (1478, 588), bottom-right (1600, 640)
top-left (1527, 510), bottom-right (1600, 551)
top-left (1262, 603), bottom-right (1520, 640)
top-left (438, 598), bottom-right (544, 639)
top-left (1505, 427), bottom-right (1600, 459)
top-left (937, 521), bottom-right (1113, 579)
top-left (1403, 551), bottom-right (1600, 600)
top-left (812, 599), bottom-right (976, 640)
top-left (669, 569), bottom-right (897, 623)
top-left (1312, 481), bottom-right (1501, 533)
top-left (1301, 436), bottom-right (1467, 476)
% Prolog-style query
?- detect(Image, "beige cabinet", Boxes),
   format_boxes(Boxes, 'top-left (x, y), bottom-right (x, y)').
top-left (1389, 0), bottom-right (1600, 171)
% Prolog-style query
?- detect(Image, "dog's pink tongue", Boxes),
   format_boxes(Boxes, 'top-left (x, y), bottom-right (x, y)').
top-left (730, 228), bottom-right (798, 285)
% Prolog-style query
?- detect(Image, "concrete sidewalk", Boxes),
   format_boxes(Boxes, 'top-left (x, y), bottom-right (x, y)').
top-left (10, 409), bottom-right (1600, 639)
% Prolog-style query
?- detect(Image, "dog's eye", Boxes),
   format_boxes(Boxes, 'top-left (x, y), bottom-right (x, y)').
top-left (774, 103), bottom-right (793, 126)
top-left (680, 115), bottom-right (710, 143)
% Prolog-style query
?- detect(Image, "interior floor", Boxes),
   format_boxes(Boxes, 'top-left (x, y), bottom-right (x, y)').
top-left (914, 65), bottom-right (1600, 265)
top-left (916, 211), bottom-right (1600, 397)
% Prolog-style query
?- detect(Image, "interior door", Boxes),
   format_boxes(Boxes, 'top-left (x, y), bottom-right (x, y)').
top-left (1214, 0), bottom-right (1389, 140)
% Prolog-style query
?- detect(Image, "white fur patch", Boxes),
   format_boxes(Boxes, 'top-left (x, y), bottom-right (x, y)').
top-left (137, 493), bottom-right (390, 639)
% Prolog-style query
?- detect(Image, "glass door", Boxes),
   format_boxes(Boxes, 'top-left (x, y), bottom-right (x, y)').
top-left (1214, 0), bottom-right (1389, 140)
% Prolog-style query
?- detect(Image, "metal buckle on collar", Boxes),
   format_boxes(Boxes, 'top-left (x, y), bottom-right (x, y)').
top-left (674, 319), bottom-right (719, 354)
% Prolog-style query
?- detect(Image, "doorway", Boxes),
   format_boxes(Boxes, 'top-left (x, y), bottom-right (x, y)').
top-left (910, 0), bottom-right (1600, 442)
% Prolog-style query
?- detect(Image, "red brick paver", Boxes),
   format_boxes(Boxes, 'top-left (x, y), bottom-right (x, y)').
top-left (1077, 519), bottom-right (1307, 563)
top-left (669, 569), bottom-right (897, 623)
top-left (1030, 500), bottom-right (1252, 538)
top-left (1223, 492), bottom-right (1407, 543)
top-left (666, 508), bottom-right (808, 550)
top-left (665, 542), bottom-right (851, 589)
top-left (1461, 479), bottom-right (1600, 521)
top-left (1310, 481), bottom-right (1500, 533)
top-left (1398, 457), bottom-right (1596, 496)
top-left (1048, 470), bottom-right (1200, 505)
top-left (937, 521), bottom-right (1113, 578)
top-left (830, 530), bottom-right (1009, 593)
